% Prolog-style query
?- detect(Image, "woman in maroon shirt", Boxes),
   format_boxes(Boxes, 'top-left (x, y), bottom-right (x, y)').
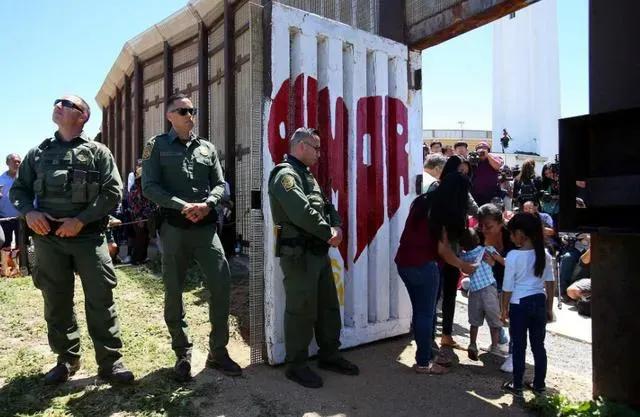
top-left (395, 173), bottom-right (476, 374)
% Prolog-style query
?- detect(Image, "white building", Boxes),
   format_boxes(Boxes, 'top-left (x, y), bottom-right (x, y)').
top-left (493, 0), bottom-right (560, 159)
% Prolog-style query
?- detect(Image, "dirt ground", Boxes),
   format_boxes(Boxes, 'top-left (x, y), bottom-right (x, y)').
top-left (0, 256), bottom-right (592, 417)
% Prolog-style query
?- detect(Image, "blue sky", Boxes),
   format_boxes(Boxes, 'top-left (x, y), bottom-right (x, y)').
top-left (422, 0), bottom-right (589, 130)
top-left (0, 1), bottom-right (184, 159)
top-left (0, 1), bottom-right (587, 160)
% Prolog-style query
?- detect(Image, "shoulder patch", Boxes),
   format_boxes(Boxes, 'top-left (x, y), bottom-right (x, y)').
top-left (142, 139), bottom-right (155, 160)
top-left (281, 174), bottom-right (296, 191)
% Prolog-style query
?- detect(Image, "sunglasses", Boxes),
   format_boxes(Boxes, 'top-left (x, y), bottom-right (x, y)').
top-left (302, 141), bottom-right (321, 151)
top-left (171, 107), bottom-right (197, 116)
top-left (54, 99), bottom-right (84, 113)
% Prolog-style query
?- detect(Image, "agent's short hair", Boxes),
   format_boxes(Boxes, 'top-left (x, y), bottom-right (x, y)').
top-left (167, 93), bottom-right (190, 109)
top-left (289, 127), bottom-right (319, 150)
top-left (424, 153), bottom-right (446, 170)
top-left (430, 141), bottom-right (442, 149)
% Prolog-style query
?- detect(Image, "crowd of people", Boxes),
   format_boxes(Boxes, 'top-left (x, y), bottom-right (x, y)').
top-left (1, 92), bottom-right (592, 397)
top-left (401, 140), bottom-right (592, 396)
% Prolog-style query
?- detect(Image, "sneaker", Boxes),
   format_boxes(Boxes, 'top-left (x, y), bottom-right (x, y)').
top-left (44, 359), bottom-right (81, 385)
top-left (502, 380), bottom-right (524, 398)
top-left (317, 357), bottom-right (359, 376)
top-left (206, 352), bottom-right (242, 377)
top-left (500, 354), bottom-right (513, 373)
top-left (467, 343), bottom-right (479, 361)
top-left (285, 366), bottom-right (323, 388)
top-left (173, 358), bottom-right (192, 382)
top-left (489, 344), bottom-right (506, 357)
top-left (98, 362), bottom-right (135, 385)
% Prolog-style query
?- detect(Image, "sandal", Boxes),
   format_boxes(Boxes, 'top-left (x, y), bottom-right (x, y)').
top-left (467, 343), bottom-right (479, 361)
top-left (525, 381), bottom-right (546, 395)
top-left (414, 362), bottom-right (448, 375)
top-left (440, 340), bottom-right (462, 350)
top-left (502, 380), bottom-right (524, 398)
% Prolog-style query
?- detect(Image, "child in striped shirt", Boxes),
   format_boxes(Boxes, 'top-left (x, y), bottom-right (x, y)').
top-left (459, 228), bottom-right (504, 361)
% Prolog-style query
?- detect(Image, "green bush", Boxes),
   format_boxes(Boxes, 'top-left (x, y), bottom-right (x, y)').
top-left (525, 395), bottom-right (640, 417)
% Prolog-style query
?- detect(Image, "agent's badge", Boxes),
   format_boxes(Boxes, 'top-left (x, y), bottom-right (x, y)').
top-left (281, 174), bottom-right (296, 191)
top-left (142, 140), bottom-right (155, 160)
top-left (199, 147), bottom-right (209, 157)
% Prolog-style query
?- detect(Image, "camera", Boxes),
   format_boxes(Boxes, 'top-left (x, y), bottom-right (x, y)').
top-left (468, 151), bottom-right (480, 167)
top-left (541, 191), bottom-right (559, 203)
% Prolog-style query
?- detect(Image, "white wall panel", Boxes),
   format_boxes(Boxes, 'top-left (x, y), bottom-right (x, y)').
top-left (263, 3), bottom-right (421, 364)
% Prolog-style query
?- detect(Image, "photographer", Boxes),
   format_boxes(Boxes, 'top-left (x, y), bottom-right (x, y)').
top-left (470, 142), bottom-right (504, 206)
top-left (540, 162), bottom-right (560, 223)
top-left (513, 159), bottom-right (542, 208)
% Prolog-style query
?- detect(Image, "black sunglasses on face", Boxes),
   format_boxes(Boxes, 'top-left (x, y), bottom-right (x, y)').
top-left (54, 99), bottom-right (84, 113)
top-left (171, 107), bottom-right (197, 116)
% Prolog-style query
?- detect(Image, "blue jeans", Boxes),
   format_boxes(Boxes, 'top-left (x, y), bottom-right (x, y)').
top-left (559, 248), bottom-right (581, 294)
top-left (509, 293), bottom-right (547, 390)
top-left (398, 261), bottom-right (440, 366)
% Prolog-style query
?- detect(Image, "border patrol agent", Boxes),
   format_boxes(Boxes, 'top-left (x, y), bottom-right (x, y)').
top-left (142, 93), bottom-right (241, 382)
top-left (268, 128), bottom-right (359, 388)
top-left (10, 95), bottom-right (134, 385)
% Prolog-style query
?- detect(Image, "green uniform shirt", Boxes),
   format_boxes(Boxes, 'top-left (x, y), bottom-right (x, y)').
top-left (268, 155), bottom-right (341, 243)
top-left (10, 131), bottom-right (123, 225)
top-left (141, 128), bottom-right (225, 210)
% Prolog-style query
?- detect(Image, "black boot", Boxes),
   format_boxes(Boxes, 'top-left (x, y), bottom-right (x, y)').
top-left (44, 359), bottom-right (81, 385)
top-left (318, 357), bottom-right (360, 376)
top-left (285, 366), bottom-right (323, 388)
top-left (98, 362), bottom-right (135, 385)
top-left (206, 352), bottom-right (242, 377)
top-left (173, 357), bottom-right (192, 382)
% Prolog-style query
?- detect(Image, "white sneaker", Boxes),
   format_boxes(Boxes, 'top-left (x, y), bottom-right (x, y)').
top-left (500, 354), bottom-right (513, 373)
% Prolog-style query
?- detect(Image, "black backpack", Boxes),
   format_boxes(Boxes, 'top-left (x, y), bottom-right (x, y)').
top-left (517, 179), bottom-right (538, 205)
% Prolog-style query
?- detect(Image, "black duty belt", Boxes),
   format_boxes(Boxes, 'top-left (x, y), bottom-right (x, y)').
top-left (280, 237), bottom-right (329, 256)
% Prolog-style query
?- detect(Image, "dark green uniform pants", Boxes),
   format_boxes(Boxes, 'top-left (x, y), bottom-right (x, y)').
top-left (32, 234), bottom-right (123, 369)
top-left (159, 223), bottom-right (230, 358)
top-left (280, 252), bottom-right (341, 370)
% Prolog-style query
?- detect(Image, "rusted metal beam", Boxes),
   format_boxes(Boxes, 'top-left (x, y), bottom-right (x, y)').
top-left (115, 88), bottom-right (123, 175)
top-left (224, 0), bottom-right (236, 202)
top-left (124, 74), bottom-right (132, 176)
top-left (198, 21), bottom-right (209, 138)
top-left (163, 41), bottom-right (173, 132)
top-left (379, 0), bottom-right (406, 43)
top-left (408, 0), bottom-right (539, 50)
top-left (133, 57), bottom-right (143, 158)
top-left (101, 106), bottom-right (107, 143)
top-left (108, 97), bottom-right (115, 154)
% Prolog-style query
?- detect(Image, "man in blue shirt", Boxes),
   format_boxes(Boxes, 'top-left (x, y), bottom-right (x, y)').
top-left (0, 153), bottom-right (22, 248)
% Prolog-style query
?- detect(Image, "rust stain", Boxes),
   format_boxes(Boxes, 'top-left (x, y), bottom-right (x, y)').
top-left (410, 0), bottom-right (534, 50)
